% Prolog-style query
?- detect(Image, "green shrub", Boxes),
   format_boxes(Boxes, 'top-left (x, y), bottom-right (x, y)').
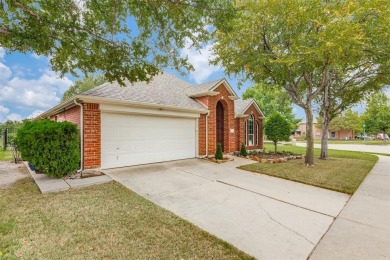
top-left (16, 120), bottom-right (80, 178)
top-left (240, 143), bottom-right (248, 157)
top-left (215, 143), bottom-right (223, 160)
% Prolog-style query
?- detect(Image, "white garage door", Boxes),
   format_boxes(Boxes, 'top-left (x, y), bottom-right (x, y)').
top-left (101, 113), bottom-right (196, 169)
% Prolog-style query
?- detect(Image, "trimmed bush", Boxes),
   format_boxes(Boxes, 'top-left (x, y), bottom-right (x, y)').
top-left (16, 120), bottom-right (80, 178)
top-left (240, 143), bottom-right (248, 157)
top-left (215, 143), bottom-right (223, 160)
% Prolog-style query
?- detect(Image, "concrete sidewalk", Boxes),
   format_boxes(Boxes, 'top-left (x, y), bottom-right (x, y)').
top-left (23, 162), bottom-right (112, 193)
top-left (310, 155), bottom-right (390, 259)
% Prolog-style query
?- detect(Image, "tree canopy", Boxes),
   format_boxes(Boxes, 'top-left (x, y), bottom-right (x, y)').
top-left (242, 83), bottom-right (300, 131)
top-left (363, 92), bottom-right (390, 136)
top-left (213, 0), bottom-right (390, 165)
top-left (1, 0), bottom-right (232, 84)
top-left (264, 113), bottom-right (291, 154)
top-left (62, 74), bottom-right (105, 101)
top-left (317, 109), bottom-right (362, 133)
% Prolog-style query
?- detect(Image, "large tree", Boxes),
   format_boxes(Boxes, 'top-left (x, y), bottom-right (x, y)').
top-left (363, 92), bottom-right (390, 141)
top-left (213, 0), bottom-right (390, 165)
top-left (242, 83), bottom-right (300, 131)
top-left (0, 0), bottom-right (232, 84)
top-left (317, 109), bottom-right (363, 136)
top-left (62, 74), bottom-right (105, 101)
top-left (317, 69), bottom-right (383, 159)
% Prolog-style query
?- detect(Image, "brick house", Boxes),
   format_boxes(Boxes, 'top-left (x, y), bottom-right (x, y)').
top-left (294, 121), bottom-right (354, 140)
top-left (39, 73), bottom-right (264, 170)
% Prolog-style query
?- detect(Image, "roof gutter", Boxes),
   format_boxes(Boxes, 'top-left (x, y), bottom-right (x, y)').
top-left (34, 97), bottom-right (77, 120)
top-left (206, 111), bottom-right (210, 157)
top-left (77, 95), bottom-right (209, 114)
top-left (73, 99), bottom-right (84, 172)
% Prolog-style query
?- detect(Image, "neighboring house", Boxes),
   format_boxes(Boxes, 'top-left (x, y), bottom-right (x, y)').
top-left (293, 120), bottom-right (354, 140)
top-left (38, 73), bottom-right (264, 170)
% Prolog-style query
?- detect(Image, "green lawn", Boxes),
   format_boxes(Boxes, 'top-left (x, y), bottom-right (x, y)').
top-left (298, 139), bottom-right (389, 145)
top-left (0, 178), bottom-right (252, 259)
top-left (240, 143), bottom-right (378, 194)
top-left (0, 149), bottom-right (12, 162)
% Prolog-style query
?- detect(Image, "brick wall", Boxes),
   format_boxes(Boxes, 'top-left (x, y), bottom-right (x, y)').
top-left (51, 106), bottom-right (81, 129)
top-left (205, 84), bottom-right (236, 154)
top-left (198, 114), bottom-right (207, 155)
top-left (83, 103), bottom-right (101, 169)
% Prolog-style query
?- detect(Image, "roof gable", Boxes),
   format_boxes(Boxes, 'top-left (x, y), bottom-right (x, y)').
top-left (234, 99), bottom-right (265, 118)
top-left (187, 78), bottom-right (239, 99)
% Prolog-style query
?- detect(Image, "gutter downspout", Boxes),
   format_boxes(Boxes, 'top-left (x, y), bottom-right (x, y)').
top-left (205, 111), bottom-right (210, 157)
top-left (74, 100), bottom-right (83, 172)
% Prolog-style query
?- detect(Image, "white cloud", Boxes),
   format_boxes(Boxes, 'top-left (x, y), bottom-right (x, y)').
top-left (0, 62), bottom-right (12, 81)
top-left (6, 113), bottom-right (22, 122)
top-left (0, 65), bottom-right (73, 110)
top-left (0, 105), bottom-right (10, 114)
top-left (27, 110), bottom-right (45, 119)
top-left (31, 53), bottom-right (43, 60)
top-left (180, 39), bottom-right (221, 84)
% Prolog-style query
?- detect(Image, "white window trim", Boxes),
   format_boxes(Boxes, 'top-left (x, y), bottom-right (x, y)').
top-left (248, 115), bottom-right (254, 146)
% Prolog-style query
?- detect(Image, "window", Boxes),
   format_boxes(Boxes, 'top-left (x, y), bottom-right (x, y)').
top-left (255, 121), bottom-right (259, 145)
top-left (247, 114), bottom-right (254, 146)
top-left (316, 131), bottom-right (320, 137)
top-left (331, 132), bottom-right (336, 138)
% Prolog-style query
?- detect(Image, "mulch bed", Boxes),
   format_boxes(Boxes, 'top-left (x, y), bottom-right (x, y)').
top-left (203, 157), bottom-right (234, 164)
top-left (64, 170), bottom-right (104, 180)
top-left (238, 151), bottom-right (304, 164)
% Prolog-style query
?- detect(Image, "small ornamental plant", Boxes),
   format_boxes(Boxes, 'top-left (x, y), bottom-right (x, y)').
top-left (215, 143), bottom-right (223, 160)
top-left (240, 143), bottom-right (248, 157)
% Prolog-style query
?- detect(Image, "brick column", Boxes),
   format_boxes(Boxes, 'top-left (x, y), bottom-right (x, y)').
top-left (198, 114), bottom-right (207, 156)
top-left (83, 103), bottom-right (101, 169)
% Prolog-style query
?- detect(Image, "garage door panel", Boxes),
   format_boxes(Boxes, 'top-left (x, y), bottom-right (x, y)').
top-left (101, 113), bottom-right (196, 169)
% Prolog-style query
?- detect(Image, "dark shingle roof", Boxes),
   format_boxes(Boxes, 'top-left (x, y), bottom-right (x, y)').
top-left (81, 73), bottom-right (207, 111)
top-left (186, 79), bottom-right (223, 96)
top-left (234, 99), bottom-right (253, 115)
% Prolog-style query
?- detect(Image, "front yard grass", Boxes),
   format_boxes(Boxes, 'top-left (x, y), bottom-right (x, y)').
top-left (240, 144), bottom-right (378, 194)
top-left (0, 149), bottom-right (12, 162)
top-left (0, 177), bottom-right (252, 259)
top-left (305, 139), bottom-right (390, 145)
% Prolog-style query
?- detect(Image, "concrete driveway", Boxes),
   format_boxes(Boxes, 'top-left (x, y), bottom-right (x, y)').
top-left (104, 157), bottom-right (349, 259)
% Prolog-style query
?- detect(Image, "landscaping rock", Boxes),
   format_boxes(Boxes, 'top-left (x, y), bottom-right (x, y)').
top-left (260, 159), bottom-right (267, 163)
top-left (253, 156), bottom-right (259, 161)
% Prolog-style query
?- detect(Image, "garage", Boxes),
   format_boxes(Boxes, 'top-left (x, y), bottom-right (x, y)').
top-left (101, 112), bottom-right (197, 169)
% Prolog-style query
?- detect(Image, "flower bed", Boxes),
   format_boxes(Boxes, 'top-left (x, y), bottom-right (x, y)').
top-left (203, 156), bottom-right (234, 164)
top-left (236, 150), bottom-right (304, 164)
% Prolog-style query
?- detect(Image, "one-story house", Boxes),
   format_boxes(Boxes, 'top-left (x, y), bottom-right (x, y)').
top-left (293, 120), bottom-right (354, 140)
top-left (38, 73), bottom-right (264, 170)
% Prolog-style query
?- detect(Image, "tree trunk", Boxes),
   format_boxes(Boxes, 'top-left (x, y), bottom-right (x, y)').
top-left (274, 141), bottom-right (277, 154)
top-left (304, 107), bottom-right (315, 166)
top-left (320, 84), bottom-right (330, 160)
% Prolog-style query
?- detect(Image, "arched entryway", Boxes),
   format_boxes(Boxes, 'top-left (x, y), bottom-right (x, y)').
top-left (216, 101), bottom-right (225, 151)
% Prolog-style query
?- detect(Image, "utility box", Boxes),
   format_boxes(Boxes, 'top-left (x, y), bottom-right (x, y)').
top-left (292, 138), bottom-right (297, 146)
